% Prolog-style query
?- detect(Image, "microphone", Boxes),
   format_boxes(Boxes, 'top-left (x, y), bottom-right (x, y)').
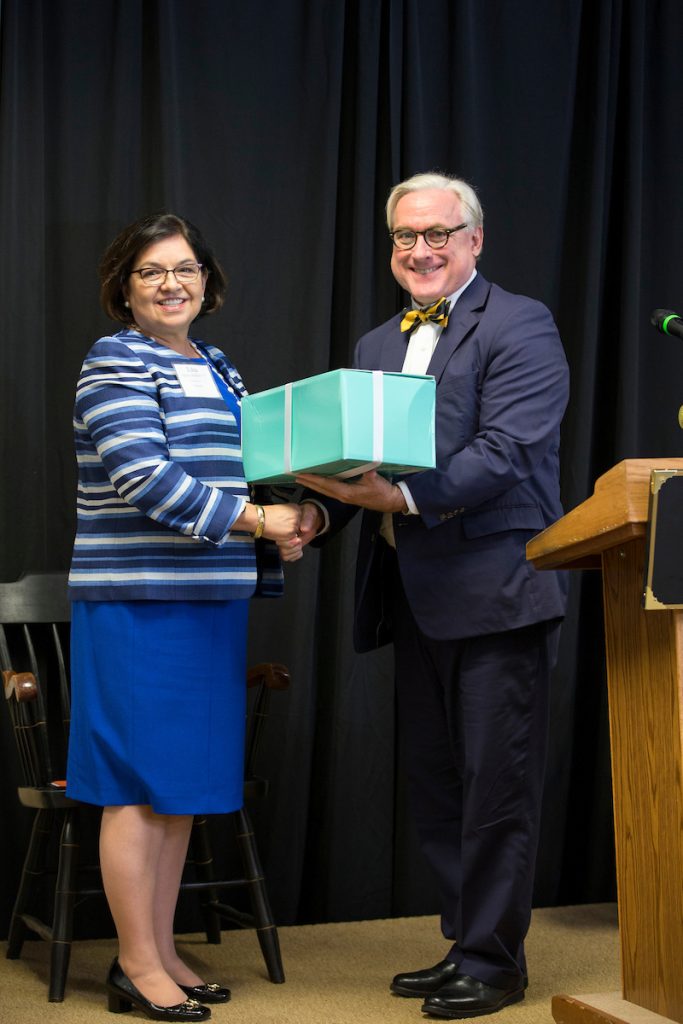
top-left (651, 308), bottom-right (683, 340)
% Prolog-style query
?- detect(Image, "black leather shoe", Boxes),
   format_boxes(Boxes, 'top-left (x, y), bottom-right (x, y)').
top-left (391, 958), bottom-right (460, 997)
top-left (421, 973), bottom-right (526, 1018)
top-left (106, 959), bottom-right (211, 1021)
top-left (179, 983), bottom-right (230, 1004)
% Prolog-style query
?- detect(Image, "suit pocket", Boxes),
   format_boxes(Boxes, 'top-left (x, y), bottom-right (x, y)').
top-left (461, 504), bottom-right (546, 539)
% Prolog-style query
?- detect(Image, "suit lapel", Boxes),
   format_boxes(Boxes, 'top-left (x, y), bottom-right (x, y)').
top-left (377, 313), bottom-right (408, 371)
top-left (426, 274), bottom-right (491, 383)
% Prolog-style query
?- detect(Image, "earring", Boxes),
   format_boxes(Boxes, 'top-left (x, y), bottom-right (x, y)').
top-left (124, 300), bottom-right (130, 308)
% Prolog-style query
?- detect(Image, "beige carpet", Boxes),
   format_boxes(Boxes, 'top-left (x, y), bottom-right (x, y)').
top-left (0, 903), bottom-right (620, 1023)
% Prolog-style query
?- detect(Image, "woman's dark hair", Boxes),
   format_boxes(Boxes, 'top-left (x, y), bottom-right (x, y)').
top-left (99, 212), bottom-right (227, 325)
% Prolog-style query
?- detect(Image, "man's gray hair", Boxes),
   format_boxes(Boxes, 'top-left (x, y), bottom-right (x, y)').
top-left (386, 172), bottom-right (484, 231)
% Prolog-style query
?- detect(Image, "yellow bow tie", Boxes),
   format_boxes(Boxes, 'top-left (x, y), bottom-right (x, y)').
top-left (400, 297), bottom-right (451, 334)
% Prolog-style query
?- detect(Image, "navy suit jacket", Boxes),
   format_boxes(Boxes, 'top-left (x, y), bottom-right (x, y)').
top-left (323, 272), bottom-right (570, 651)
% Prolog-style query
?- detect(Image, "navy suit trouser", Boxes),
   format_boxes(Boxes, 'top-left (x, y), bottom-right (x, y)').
top-left (387, 549), bottom-right (561, 989)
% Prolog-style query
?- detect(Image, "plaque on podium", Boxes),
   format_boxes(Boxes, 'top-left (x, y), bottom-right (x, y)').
top-left (643, 469), bottom-right (683, 608)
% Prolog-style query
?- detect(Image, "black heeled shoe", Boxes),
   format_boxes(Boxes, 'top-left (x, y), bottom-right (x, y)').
top-left (106, 958), bottom-right (211, 1021)
top-left (180, 983), bottom-right (231, 1004)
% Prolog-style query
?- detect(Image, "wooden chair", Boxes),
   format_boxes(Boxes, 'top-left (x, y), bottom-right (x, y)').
top-left (0, 571), bottom-right (288, 1001)
top-left (184, 661), bottom-right (289, 982)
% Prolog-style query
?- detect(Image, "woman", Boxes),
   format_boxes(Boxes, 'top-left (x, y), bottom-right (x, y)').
top-left (66, 213), bottom-right (302, 1022)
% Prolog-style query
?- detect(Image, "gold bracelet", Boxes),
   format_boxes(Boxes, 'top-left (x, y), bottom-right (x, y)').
top-left (253, 504), bottom-right (266, 539)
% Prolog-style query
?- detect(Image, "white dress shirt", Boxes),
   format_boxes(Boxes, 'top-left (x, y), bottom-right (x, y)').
top-left (382, 269), bottom-right (478, 544)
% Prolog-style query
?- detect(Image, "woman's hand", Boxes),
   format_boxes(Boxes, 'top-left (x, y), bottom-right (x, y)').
top-left (262, 503), bottom-right (302, 544)
top-left (261, 502), bottom-right (304, 561)
top-left (235, 501), bottom-right (301, 553)
top-left (276, 501), bottom-right (323, 562)
top-left (265, 503), bottom-right (303, 562)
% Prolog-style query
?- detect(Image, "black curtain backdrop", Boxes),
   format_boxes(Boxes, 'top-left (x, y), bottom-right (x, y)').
top-left (2, 0), bottom-right (683, 940)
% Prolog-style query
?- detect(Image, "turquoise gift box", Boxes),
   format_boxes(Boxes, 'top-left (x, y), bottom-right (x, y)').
top-left (241, 368), bottom-right (436, 484)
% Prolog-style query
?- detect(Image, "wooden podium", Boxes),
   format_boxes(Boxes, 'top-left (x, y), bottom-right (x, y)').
top-left (527, 459), bottom-right (683, 1024)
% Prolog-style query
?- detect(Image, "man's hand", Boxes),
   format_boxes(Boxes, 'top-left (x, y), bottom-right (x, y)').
top-left (295, 470), bottom-right (408, 513)
top-left (298, 502), bottom-right (324, 546)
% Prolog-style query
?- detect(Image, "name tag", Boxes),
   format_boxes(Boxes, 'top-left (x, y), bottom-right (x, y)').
top-left (173, 362), bottom-right (221, 398)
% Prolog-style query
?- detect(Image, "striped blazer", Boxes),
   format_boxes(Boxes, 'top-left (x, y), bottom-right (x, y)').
top-left (68, 328), bottom-right (283, 601)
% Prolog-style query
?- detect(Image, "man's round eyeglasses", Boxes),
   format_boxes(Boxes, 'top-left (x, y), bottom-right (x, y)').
top-left (129, 263), bottom-right (204, 286)
top-left (389, 223), bottom-right (469, 251)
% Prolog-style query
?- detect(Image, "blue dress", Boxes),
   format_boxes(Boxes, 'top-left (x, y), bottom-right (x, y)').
top-left (67, 360), bottom-right (249, 815)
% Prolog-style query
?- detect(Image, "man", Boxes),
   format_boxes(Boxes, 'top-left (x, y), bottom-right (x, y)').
top-left (291, 172), bottom-right (569, 1019)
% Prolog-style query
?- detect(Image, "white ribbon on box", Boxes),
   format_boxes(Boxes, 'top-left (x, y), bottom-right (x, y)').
top-left (283, 370), bottom-right (384, 477)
